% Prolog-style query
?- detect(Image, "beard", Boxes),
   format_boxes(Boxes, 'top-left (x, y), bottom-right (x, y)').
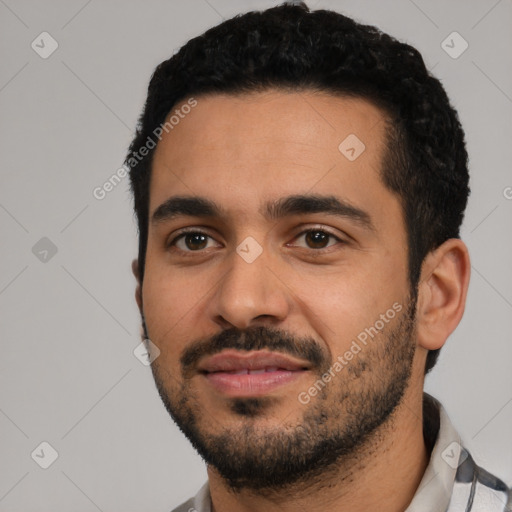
top-left (148, 294), bottom-right (417, 493)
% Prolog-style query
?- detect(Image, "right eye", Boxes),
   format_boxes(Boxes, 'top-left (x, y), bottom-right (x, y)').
top-left (168, 230), bottom-right (221, 253)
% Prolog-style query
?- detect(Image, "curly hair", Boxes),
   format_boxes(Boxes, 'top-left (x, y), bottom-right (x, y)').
top-left (126, 2), bottom-right (470, 375)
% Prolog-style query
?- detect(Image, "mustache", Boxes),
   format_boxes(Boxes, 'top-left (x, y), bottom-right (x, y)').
top-left (180, 325), bottom-right (329, 376)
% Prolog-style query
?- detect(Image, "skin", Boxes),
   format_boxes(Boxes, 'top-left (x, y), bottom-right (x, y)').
top-left (132, 90), bottom-right (470, 512)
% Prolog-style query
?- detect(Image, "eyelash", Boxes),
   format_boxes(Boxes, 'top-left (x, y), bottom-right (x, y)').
top-left (167, 227), bottom-right (345, 254)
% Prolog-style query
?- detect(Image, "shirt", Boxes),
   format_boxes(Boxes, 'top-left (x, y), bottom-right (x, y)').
top-left (171, 393), bottom-right (512, 512)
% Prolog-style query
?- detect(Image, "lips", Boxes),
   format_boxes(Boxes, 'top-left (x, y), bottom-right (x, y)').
top-left (217, 367), bottom-right (282, 375)
top-left (198, 350), bottom-right (310, 397)
top-left (198, 350), bottom-right (310, 374)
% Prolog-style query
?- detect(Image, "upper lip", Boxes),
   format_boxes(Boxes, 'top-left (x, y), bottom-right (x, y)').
top-left (198, 350), bottom-right (311, 373)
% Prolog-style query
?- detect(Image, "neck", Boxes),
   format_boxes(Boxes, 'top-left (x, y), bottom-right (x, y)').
top-left (207, 386), bottom-right (429, 512)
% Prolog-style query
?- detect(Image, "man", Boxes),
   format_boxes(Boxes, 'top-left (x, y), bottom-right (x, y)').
top-left (126, 3), bottom-right (511, 511)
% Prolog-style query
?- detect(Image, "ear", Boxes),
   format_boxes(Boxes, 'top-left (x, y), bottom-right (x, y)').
top-left (131, 258), bottom-right (143, 313)
top-left (416, 239), bottom-right (470, 351)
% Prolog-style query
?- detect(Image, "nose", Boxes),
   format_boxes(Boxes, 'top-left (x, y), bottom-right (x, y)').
top-left (208, 245), bottom-right (291, 330)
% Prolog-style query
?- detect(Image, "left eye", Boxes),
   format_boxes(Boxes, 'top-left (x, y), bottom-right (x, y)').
top-left (291, 229), bottom-right (342, 249)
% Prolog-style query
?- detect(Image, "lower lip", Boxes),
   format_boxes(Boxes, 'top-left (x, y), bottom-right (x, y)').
top-left (203, 370), bottom-right (307, 397)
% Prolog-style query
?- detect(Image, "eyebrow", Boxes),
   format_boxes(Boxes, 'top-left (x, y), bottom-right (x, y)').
top-left (151, 194), bottom-right (375, 232)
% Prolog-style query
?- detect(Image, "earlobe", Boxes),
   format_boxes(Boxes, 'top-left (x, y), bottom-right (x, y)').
top-left (416, 239), bottom-right (470, 351)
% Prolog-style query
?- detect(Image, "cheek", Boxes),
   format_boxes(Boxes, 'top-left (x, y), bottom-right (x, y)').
top-left (294, 276), bottom-right (370, 350)
top-left (141, 266), bottom-right (200, 356)
top-left (289, 263), bottom-right (405, 353)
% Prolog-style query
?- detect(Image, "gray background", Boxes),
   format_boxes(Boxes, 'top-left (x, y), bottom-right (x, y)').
top-left (0, 0), bottom-right (511, 510)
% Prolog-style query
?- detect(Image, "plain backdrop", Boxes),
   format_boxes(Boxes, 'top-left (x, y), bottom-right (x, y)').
top-left (1, 1), bottom-right (511, 510)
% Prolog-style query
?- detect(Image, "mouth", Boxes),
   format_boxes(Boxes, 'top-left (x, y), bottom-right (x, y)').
top-left (197, 350), bottom-right (311, 397)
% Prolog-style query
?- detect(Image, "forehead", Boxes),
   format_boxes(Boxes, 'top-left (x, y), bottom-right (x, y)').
top-left (149, 90), bottom-right (396, 225)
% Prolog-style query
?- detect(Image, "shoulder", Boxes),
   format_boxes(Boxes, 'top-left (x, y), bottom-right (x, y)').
top-left (169, 496), bottom-right (197, 512)
top-left (449, 448), bottom-right (512, 511)
top-left (169, 481), bottom-right (210, 512)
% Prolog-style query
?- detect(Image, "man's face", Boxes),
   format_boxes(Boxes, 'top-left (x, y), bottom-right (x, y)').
top-left (141, 90), bottom-right (420, 490)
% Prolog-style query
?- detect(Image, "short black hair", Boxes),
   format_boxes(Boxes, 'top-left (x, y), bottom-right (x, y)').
top-left (126, 2), bottom-right (470, 375)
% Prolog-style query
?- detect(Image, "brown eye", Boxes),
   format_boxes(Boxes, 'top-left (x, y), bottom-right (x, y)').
top-left (169, 230), bottom-right (218, 252)
top-left (291, 229), bottom-right (342, 250)
top-left (304, 230), bottom-right (331, 249)
top-left (183, 233), bottom-right (208, 250)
